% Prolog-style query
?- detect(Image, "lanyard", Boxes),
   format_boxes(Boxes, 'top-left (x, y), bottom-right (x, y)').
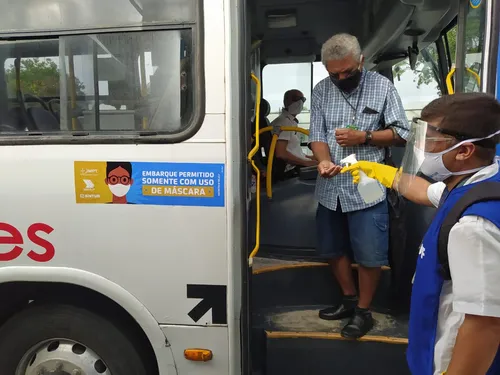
top-left (341, 81), bottom-right (364, 125)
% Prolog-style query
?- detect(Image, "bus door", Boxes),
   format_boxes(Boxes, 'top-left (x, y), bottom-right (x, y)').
top-left (245, 0), bottom-right (500, 374)
top-left (446, 0), bottom-right (499, 96)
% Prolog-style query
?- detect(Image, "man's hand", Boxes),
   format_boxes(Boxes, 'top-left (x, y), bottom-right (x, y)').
top-left (335, 128), bottom-right (366, 147)
top-left (317, 160), bottom-right (342, 178)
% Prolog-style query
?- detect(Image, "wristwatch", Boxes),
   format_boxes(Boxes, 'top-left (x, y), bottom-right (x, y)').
top-left (364, 130), bottom-right (373, 145)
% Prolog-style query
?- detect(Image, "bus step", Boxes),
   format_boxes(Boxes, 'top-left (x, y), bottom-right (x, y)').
top-left (251, 258), bottom-right (393, 313)
top-left (252, 306), bottom-right (409, 375)
top-left (265, 332), bottom-right (409, 375)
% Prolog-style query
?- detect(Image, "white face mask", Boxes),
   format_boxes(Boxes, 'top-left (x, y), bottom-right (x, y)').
top-left (287, 100), bottom-right (304, 115)
top-left (108, 183), bottom-right (131, 197)
top-left (418, 130), bottom-right (500, 182)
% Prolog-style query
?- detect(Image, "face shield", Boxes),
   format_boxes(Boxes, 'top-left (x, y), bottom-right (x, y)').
top-left (395, 118), bottom-right (459, 192)
top-left (395, 118), bottom-right (500, 190)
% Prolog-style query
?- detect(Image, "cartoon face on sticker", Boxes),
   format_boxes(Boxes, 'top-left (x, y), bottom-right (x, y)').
top-left (105, 161), bottom-right (135, 204)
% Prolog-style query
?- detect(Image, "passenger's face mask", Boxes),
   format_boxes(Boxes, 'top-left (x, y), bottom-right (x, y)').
top-left (330, 69), bottom-right (362, 93)
top-left (287, 100), bottom-right (304, 115)
top-left (418, 130), bottom-right (500, 182)
top-left (108, 183), bottom-right (131, 197)
top-left (329, 56), bottom-right (363, 93)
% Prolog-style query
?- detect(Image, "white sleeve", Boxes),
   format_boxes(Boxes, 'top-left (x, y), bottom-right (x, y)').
top-left (278, 130), bottom-right (292, 141)
top-left (427, 182), bottom-right (446, 208)
top-left (271, 117), bottom-right (292, 141)
top-left (449, 216), bottom-right (500, 318)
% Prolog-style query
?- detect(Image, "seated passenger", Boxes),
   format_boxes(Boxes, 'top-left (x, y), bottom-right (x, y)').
top-left (251, 98), bottom-right (271, 177)
top-left (271, 89), bottom-right (317, 176)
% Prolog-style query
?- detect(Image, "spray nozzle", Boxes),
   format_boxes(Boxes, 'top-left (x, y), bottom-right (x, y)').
top-left (340, 153), bottom-right (358, 167)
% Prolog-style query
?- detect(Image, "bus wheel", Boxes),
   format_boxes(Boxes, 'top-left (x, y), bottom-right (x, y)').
top-left (0, 303), bottom-right (149, 375)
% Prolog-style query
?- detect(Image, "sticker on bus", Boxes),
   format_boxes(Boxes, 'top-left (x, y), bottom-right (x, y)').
top-left (74, 161), bottom-right (225, 207)
top-left (469, 0), bottom-right (482, 8)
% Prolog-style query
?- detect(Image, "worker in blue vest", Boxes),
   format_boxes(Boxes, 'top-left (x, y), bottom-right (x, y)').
top-left (342, 92), bottom-right (500, 375)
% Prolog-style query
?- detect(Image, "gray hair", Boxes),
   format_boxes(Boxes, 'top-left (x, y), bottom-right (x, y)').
top-left (321, 33), bottom-right (362, 66)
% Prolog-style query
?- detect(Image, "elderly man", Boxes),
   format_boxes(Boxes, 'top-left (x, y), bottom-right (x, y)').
top-left (309, 33), bottom-right (410, 338)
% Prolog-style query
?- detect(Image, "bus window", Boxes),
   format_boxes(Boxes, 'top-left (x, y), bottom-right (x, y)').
top-left (460, 1), bottom-right (486, 92)
top-left (0, 29), bottom-right (200, 138)
top-left (262, 61), bottom-right (328, 151)
top-left (392, 43), bottom-right (442, 119)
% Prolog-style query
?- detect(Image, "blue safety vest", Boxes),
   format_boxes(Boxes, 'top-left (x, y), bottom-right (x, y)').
top-left (407, 171), bottom-right (500, 375)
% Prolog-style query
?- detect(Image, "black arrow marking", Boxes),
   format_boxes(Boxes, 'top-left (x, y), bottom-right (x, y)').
top-left (187, 284), bottom-right (227, 324)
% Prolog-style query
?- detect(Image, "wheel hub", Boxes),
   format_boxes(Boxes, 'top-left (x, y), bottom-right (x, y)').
top-left (17, 339), bottom-right (111, 375)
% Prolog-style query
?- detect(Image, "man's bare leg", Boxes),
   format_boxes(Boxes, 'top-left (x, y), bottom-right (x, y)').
top-left (357, 265), bottom-right (382, 309)
top-left (330, 255), bottom-right (356, 296)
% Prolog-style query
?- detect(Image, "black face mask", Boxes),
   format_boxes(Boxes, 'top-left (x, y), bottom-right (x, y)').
top-left (330, 69), bottom-right (362, 93)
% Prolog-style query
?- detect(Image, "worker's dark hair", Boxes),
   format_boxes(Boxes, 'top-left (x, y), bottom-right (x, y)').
top-left (106, 161), bottom-right (132, 177)
top-left (421, 93), bottom-right (500, 160)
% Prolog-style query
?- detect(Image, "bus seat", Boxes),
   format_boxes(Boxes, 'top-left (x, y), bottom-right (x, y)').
top-left (28, 107), bottom-right (60, 131)
top-left (3, 107), bottom-right (27, 131)
top-left (298, 166), bottom-right (318, 181)
top-left (252, 98), bottom-right (271, 172)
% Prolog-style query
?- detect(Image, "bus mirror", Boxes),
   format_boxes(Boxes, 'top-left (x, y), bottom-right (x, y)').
top-left (408, 43), bottom-right (419, 70)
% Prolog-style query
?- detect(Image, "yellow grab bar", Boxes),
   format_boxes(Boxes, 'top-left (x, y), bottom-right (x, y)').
top-left (446, 66), bottom-right (481, 95)
top-left (248, 73), bottom-right (261, 266)
top-left (266, 134), bottom-right (279, 199)
top-left (251, 126), bottom-right (309, 139)
top-left (278, 126), bottom-right (310, 136)
top-left (264, 126), bottom-right (310, 199)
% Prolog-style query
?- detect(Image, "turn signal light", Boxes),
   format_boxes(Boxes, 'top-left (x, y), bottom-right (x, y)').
top-left (184, 348), bottom-right (213, 362)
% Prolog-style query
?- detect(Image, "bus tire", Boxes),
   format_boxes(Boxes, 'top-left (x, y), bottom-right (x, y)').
top-left (0, 303), bottom-right (149, 374)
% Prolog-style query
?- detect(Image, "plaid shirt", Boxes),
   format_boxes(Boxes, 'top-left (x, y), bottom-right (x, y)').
top-left (309, 70), bottom-right (410, 212)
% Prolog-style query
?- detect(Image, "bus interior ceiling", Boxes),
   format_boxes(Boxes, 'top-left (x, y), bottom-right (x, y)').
top-left (249, 0), bottom-right (458, 67)
top-left (248, 2), bottom-right (459, 373)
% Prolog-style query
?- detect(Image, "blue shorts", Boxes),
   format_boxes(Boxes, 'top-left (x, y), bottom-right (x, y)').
top-left (316, 200), bottom-right (389, 267)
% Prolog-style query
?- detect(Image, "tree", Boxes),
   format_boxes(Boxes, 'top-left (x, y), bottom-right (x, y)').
top-left (5, 58), bottom-right (85, 98)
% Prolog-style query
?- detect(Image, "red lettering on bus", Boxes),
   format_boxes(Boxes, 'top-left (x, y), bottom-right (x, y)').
top-left (27, 223), bottom-right (55, 262)
top-left (0, 223), bottom-right (24, 261)
top-left (0, 222), bottom-right (55, 262)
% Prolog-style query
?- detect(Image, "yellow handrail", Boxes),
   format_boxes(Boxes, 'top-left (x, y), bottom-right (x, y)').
top-left (266, 134), bottom-right (279, 198)
top-left (446, 66), bottom-right (481, 94)
top-left (263, 126), bottom-right (310, 199)
top-left (248, 73), bottom-right (261, 266)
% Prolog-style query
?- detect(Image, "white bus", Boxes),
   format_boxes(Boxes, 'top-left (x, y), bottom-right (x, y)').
top-left (0, 0), bottom-right (497, 374)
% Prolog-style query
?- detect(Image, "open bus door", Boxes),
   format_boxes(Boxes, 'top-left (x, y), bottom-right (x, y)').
top-left (246, 0), bottom-right (500, 374)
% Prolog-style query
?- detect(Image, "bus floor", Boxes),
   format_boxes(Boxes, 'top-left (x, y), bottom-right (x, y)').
top-left (250, 257), bottom-right (410, 375)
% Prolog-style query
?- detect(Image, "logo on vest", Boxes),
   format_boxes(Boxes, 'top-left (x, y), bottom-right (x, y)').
top-left (419, 245), bottom-right (426, 259)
